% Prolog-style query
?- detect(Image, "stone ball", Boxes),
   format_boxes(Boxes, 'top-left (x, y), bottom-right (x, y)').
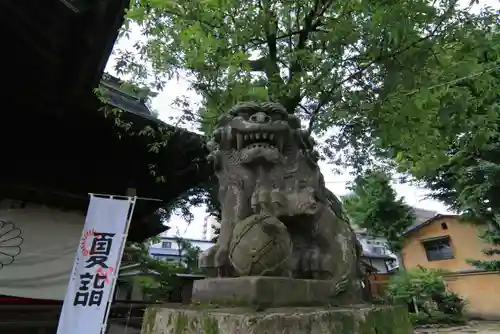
top-left (229, 214), bottom-right (292, 276)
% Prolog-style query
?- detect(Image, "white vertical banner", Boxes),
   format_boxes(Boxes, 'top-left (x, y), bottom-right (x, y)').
top-left (57, 194), bottom-right (136, 334)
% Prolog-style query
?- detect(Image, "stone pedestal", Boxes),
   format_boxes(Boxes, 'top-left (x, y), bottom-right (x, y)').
top-left (191, 276), bottom-right (361, 307)
top-left (141, 277), bottom-right (412, 334)
top-left (140, 304), bottom-right (413, 334)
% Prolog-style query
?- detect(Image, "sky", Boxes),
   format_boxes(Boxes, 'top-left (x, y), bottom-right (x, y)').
top-left (105, 0), bottom-right (496, 239)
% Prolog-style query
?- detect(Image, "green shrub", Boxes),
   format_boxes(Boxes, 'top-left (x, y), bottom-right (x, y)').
top-left (409, 312), bottom-right (433, 326)
top-left (387, 267), bottom-right (447, 304)
top-left (435, 291), bottom-right (467, 315)
top-left (409, 311), bottom-right (467, 326)
top-left (386, 267), bottom-right (467, 326)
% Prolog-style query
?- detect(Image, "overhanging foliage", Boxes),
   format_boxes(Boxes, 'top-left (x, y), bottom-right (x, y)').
top-left (116, 0), bottom-right (499, 175)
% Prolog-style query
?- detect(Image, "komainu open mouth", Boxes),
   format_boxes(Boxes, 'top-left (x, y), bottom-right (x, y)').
top-left (235, 130), bottom-right (284, 151)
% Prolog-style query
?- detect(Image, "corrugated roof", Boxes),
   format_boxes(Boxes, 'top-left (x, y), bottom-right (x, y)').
top-left (99, 73), bottom-right (154, 118)
top-left (174, 273), bottom-right (206, 279)
top-left (119, 269), bottom-right (160, 277)
top-left (361, 251), bottom-right (396, 260)
top-left (402, 208), bottom-right (458, 236)
top-left (399, 207), bottom-right (439, 235)
top-left (413, 207), bottom-right (439, 224)
top-left (351, 207), bottom-right (438, 234)
top-left (353, 207), bottom-right (441, 252)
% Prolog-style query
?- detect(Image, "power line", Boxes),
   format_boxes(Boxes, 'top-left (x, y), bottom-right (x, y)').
top-left (404, 62), bottom-right (500, 97)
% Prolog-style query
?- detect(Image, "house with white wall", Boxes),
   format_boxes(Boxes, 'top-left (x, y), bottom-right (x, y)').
top-left (148, 236), bottom-right (214, 263)
top-left (353, 207), bottom-right (439, 273)
top-left (355, 230), bottom-right (399, 273)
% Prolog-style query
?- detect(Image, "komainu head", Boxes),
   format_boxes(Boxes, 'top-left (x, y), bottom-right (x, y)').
top-left (207, 102), bottom-right (302, 165)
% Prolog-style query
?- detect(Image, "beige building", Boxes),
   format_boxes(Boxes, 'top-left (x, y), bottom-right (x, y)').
top-left (402, 214), bottom-right (500, 319)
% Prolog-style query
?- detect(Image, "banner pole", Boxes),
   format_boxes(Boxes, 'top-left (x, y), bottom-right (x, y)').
top-left (89, 193), bottom-right (162, 202)
top-left (100, 195), bottom-right (137, 334)
top-left (56, 193), bottom-right (156, 334)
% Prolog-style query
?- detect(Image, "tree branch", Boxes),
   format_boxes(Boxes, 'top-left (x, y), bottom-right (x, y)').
top-left (262, 0), bottom-right (285, 98)
top-left (298, 103), bottom-right (312, 115)
top-left (306, 5), bottom-right (456, 134)
top-left (281, 0), bottom-right (335, 113)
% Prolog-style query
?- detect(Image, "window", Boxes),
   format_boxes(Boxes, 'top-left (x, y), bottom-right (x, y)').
top-left (162, 241), bottom-right (172, 249)
top-left (385, 258), bottom-right (398, 271)
top-left (441, 222), bottom-right (448, 230)
top-left (422, 237), bottom-right (453, 261)
top-left (372, 246), bottom-right (387, 255)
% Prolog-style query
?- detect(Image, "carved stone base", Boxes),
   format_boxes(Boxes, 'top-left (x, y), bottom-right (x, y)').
top-left (141, 305), bottom-right (412, 334)
top-left (191, 276), bottom-right (362, 308)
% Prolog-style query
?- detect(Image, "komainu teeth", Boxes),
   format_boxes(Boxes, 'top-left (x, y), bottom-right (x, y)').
top-left (244, 134), bottom-right (249, 141)
top-left (236, 133), bottom-right (243, 150)
top-left (255, 133), bottom-right (261, 140)
top-left (249, 133), bottom-right (254, 140)
top-left (277, 136), bottom-right (284, 152)
top-left (262, 133), bottom-right (268, 139)
top-left (269, 134), bottom-right (275, 140)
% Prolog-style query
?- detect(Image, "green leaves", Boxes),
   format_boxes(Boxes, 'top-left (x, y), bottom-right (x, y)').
top-left (342, 169), bottom-right (416, 252)
top-left (173, 235), bottom-right (203, 272)
top-left (116, 0), bottom-right (497, 144)
top-left (388, 267), bottom-right (448, 304)
top-left (116, 0), bottom-right (500, 177)
top-left (113, 0), bottom-right (500, 248)
top-left (123, 237), bottom-right (202, 302)
top-left (387, 267), bottom-right (467, 323)
top-left (417, 116), bottom-right (500, 271)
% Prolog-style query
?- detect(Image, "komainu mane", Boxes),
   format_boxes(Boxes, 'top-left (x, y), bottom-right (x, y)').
top-left (200, 102), bottom-right (363, 298)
